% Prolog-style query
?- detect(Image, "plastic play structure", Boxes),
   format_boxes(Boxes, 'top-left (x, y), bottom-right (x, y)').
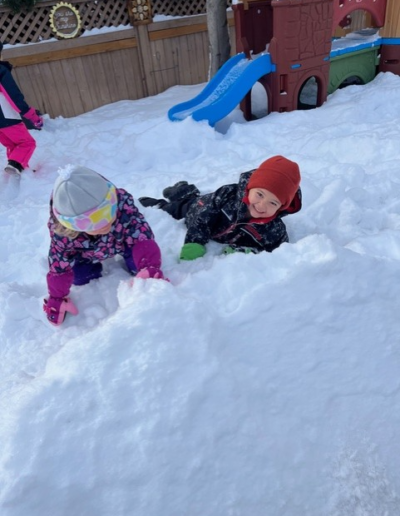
top-left (168, 0), bottom-right (400, 126)
top-left (168, 52), bottom-right (275, 126)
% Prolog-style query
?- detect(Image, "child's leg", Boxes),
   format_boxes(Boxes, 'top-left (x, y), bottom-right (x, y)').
top-left (72, 261), bottom-right (103, 285)
top-left (162, 182), bottom-right (200, 202)
top-left (161, 197), bottom-right (198, 219)
top-left (0, 128), bottom-right (17, 159)
top-left (0, 124), bottom-right (36, 169)
top-left (139, 183), bottom-right (200, 220)
top-left (123, 246), bottom-right (137, 274)
top-left (139, 195), bottom-right (197, 220)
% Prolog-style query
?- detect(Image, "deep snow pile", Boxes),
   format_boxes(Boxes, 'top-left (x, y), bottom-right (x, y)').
top-left (1, 72), bottom-right (400, 515)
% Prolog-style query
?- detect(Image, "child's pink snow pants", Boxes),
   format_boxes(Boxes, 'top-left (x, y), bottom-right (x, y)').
top-left (0, 123), bottom-right (36, 169)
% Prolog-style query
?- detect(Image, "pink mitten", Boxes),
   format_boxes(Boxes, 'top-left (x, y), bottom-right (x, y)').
top-left (43, 296), bottom-right (78, 326)
top-left (24, 107), bottom-right (44, 129)
top-left (136, 267), bottom-right (164, 279)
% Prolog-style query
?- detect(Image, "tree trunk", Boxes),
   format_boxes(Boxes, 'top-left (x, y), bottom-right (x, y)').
top-left (206, 0), bottom-right (231, 78)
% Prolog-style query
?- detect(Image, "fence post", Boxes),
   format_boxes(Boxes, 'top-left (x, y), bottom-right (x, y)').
top-left (126, 0), bottom-right (158, 96)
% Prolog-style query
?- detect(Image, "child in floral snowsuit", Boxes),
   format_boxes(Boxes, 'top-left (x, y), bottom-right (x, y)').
top-left (44, 165), bottom-right (164, 326)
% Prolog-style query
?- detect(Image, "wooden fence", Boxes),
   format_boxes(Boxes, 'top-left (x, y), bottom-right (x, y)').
top-left (1, 0), bottom-right (234, 118)
top-left (380, 0), bottom-right (400, 37)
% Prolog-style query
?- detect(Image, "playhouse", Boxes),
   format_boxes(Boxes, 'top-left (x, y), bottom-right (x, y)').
top-left (168, 0), bottom-right (400, 125)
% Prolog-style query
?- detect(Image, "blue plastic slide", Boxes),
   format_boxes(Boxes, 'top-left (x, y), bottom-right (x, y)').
top-left (168, 52), bottom-right (275, 126)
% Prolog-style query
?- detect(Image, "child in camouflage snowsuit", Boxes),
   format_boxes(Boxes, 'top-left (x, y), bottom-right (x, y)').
top-left (139, 155), bottom-right (302, 261)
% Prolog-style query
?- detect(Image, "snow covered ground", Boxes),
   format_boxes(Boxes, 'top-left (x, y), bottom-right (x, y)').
top-left (1, 71), bottom-right (400, 515)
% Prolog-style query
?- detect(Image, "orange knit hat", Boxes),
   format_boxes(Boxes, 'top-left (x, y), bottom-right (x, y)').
top-left (247, 156), bottom-right (301, 210)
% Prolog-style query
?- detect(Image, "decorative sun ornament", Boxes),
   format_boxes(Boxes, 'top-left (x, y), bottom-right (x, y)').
top-left (50, 2), bottom-right (82, 39)
top-left (129, 0), bottom-right (152, 25)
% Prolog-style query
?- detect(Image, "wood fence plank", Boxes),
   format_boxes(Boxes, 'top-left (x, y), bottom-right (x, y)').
top-left (8, 38), bottom-right (139, 67)
top-left (192, 32), bottom-right (208, 84)
top-left (31, 62), bottom-right (56, 115)
top-left (121, 49), bottom-right (145, 100)
top-left (107, 50), bottom-right (130, 102)
top-left (201, 30), bottom-right (210, 81)
top-left (34, 61), bottom-right (64, 116)
top-left (79, 55), bottom-right (103, 113)
top-left (48, 60), bottom-right (77, 118)
top-left (70, 57), bottom-right (97, 114)
top-left (381, 0), bottom-right (400, 37)
top-left (84, 53), bottom-right (112, 108)
top-left (147, 14), bottom-right (206, 32)
top-left (148, 13), bottom-right (234, 40)
top-left (23, 64), bottom-right (54, 115)
top-left (96, 53), bottom-right (114, 106)
top-left (136, 25), bottom-right (156, 96)
top-left (153, 37), bottom-right (178, 92)
top-left (150, 40), bottom-right (166, 93)
top-left (59, 58), bottom-right (86, 117)
top-left (149, 23), bottom-right (208, 42)
top-left (103, 51), bottom-right (127, 104)
top-left (178, 35), bottom-right (193, 85)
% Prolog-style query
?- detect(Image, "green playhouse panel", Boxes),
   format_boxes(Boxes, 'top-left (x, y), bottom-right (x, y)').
top-left (328, 47), bottom-right (380, 94)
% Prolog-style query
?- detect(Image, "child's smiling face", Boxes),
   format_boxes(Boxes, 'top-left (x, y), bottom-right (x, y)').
top-left (247, 188), bottom-right (282, 218)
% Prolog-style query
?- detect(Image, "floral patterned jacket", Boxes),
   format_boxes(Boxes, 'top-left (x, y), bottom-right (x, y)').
top-left (46, 188), bottom-right (162, 300)
top-left (48, 188), bottom-right (155, 273)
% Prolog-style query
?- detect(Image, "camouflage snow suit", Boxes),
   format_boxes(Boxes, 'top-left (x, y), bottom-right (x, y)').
top-left (182, 171), bottom-right (302, 253)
